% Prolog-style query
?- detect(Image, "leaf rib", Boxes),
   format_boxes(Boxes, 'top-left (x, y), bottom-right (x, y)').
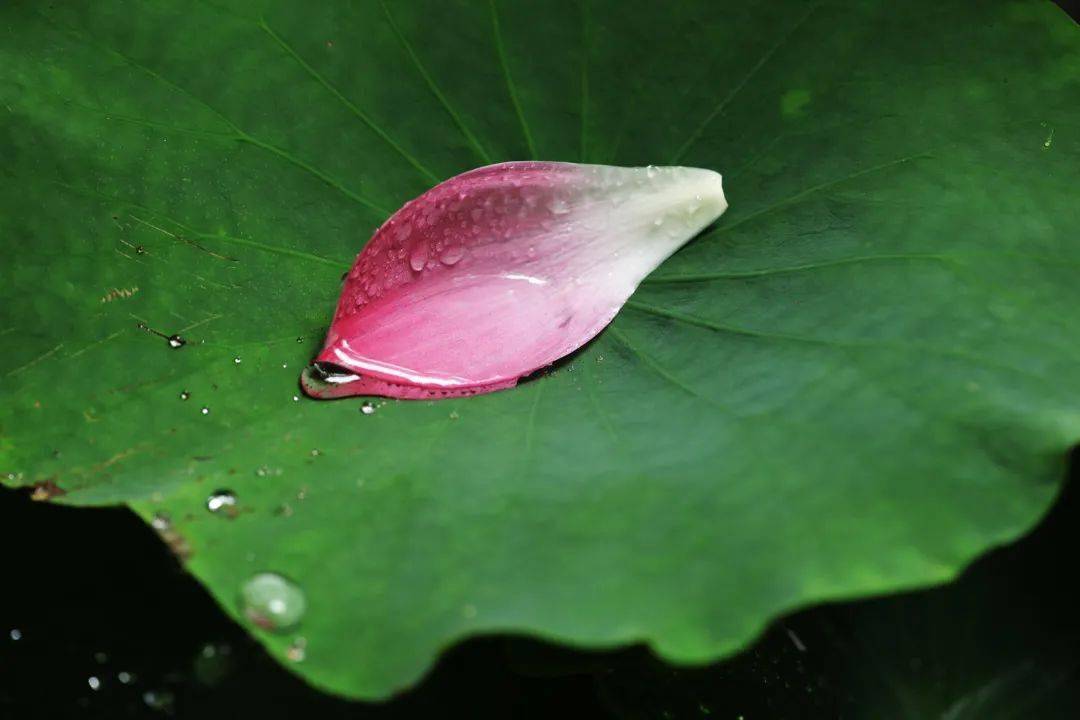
top-left (378, 1), bottom-right (493, 165)
top-left (257, 18), bottom-right (443, 186)
top-left (669, 2), bottom-right (821, 163)
top-left (489, 0), bottom-right (538, 159)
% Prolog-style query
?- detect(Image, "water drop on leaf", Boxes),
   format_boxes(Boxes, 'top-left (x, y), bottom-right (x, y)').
top-left (206, 489), bottom-right (237, 513)
top-left (239, 572), bottom-right (306, 632)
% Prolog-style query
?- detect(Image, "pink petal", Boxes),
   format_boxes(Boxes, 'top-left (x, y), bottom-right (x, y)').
top-left (301, 161), bottom-right (727, 400)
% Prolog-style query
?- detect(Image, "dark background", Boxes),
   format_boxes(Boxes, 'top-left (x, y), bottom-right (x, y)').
top-left (3, 3), bottom-right (1079, 717)
top-left (2, 456), bottom-right (1078, 719)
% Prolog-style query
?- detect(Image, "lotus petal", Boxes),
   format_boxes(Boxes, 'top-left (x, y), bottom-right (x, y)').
top-left (301, 161), bottom-right (727, 400)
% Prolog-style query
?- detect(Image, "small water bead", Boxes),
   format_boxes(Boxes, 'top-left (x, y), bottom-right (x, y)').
top-left (167, 334), bottom-right (186, 349)
top-left (233, 357), bottom-right (242, 364)
top-left (547, 198), bottom-right (571, 215)
top-left (408, 244), bottom-right (429, 272)
top-left (179, 390), bottom-right (190, 401)
top-left (239, 572), bottom-right (306, 632)
top-left (200, 406), bottom-right (210, 415)
top-left (309, 449), bottom-right (321, 457)
top-left (117, 671), bottom-right (134, 685)
top-left (281, 362), bottom-right (288, 369)
top-left (206, 489), bottom-right (237, 513)
top-left (296, 336), bottom-right (304, 343)
top-left (88, 676), bottom-right (101, 691)
top-left (150, 513), bottom-right (171, 531)
top-left (9, 628), bottom-right (21, 641)
top-left (292, 395), bottom-right (300, 402)
top-left (142, 690), bottom-right (176, 712)
top-left (360, 402), bottom-right (376, 415)
top-left (439, 246), bottom-right (465, 266)
top-left (286, 637), bottom-right (307, 662)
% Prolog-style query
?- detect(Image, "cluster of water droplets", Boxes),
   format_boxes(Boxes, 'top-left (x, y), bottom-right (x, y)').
top-left (336, 165), bottom-right (581, 319)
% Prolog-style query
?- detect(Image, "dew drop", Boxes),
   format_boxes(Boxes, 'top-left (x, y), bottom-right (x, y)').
top-left (296, 336), bottom-right (304, 343)
top-left (142, 690), bottom-right (175, 713)
top-left (9, 628), bottom-right (22, 641)
top-left (281, 362), bottom-right (288, 369)
top-left (286, 637), bottom-right (307, 662)
top-left (206, 489), bottom-right (237, 513)
top-left (547, 198), bottom-right (571, 214)
top-left (409, 244), bottom-right (429, 272)
top-left (292, 395), bottom-right (300, 402)
top-left (150, 512), bottom-right (171, 531)
top-left (167, 335), bottom-right (186, 349)
top-left (239, 572), bottom-right (306, 632)
top-left (233, 357), bottom-right (242, 364)
top-left (118, 671), bottom-right (134, 684)
top-left (309, 449), bottom-right (321, 457)
top-left (135, 245), bottom-right (146, 255)
top-left (200, 406), bottom-right (210, 415)
top-left (179, 390), bottom-right (190, 401)
top-left (439, 245), bottom-right (465, 266)
top-left (88, 676), bottom-right (101, 691)
top-left (360, 401), bottom-right (376, 415)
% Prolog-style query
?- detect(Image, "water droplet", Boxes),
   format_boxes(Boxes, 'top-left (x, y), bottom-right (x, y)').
top-left (449, 410), bottom-right (460, 420)
top-left (9, 628), bottom-right (22, 641)
top-left (117, 671), bottom-right (134, 684)
top-left (547, 198), bottom-right (571, 214)
top-left (135, 245), bottom-right (146, 255)
top-left (200, 406), bottom-right (210, 415)
top-left (150, 512), bottom-right (171, 531)
top-left (179, 390), bottom-right (190, 401)
top-left (206, 489), bottom-right (237, 513)
top-left (309, 449), bottom-right (321, 457)
top-left (167, 335), bottom-right (186, 349)
top-left (292, 395), bottom-right (300, 402)
top-left (281, 362), bottom-right (288, 369)
top-left (142, 689), bottom-right (175, 712)
top-left (233, 357), bottom-right (242, 364)
top-left (439, 245), bottom-right (465, 265)
top-left (239, 572), bottom-right (306, 632)
top-left (360, 402), bottom-right (376, 415)
top-left (88, 676), bottom-right (101, 691)
top-left (296, 336), bottom-right (304, 343)
top-left (286, 637), bottom-right (307, 662)
top-left (408, 244), bottom-right (429, 272)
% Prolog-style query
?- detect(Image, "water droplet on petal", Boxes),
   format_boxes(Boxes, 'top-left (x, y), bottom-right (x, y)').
top-left (201, 406), bottom-right (210, 415)
top-left (439, 245), bottom-right (465, 266)
top-left (409, 244), bottom-right (429, 272)
top-left (206, 489), bottom-right (237, 513)
top-left (88, 676), bottom-right (101, 691)
top-left (168, 335), bottom-right (186, 349)
top-left (233, 357), bottom-right (242, 364)
top-left (292, 395), bottom-right (300, 402)
top-left (547, 198), bottom-right (570, 214)
top-left (360, 402), bottom-right (376, 415)
top-left (239, 572), bottom-right (306, 632)
top-left (179, 390), bottom-right (190, 401)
